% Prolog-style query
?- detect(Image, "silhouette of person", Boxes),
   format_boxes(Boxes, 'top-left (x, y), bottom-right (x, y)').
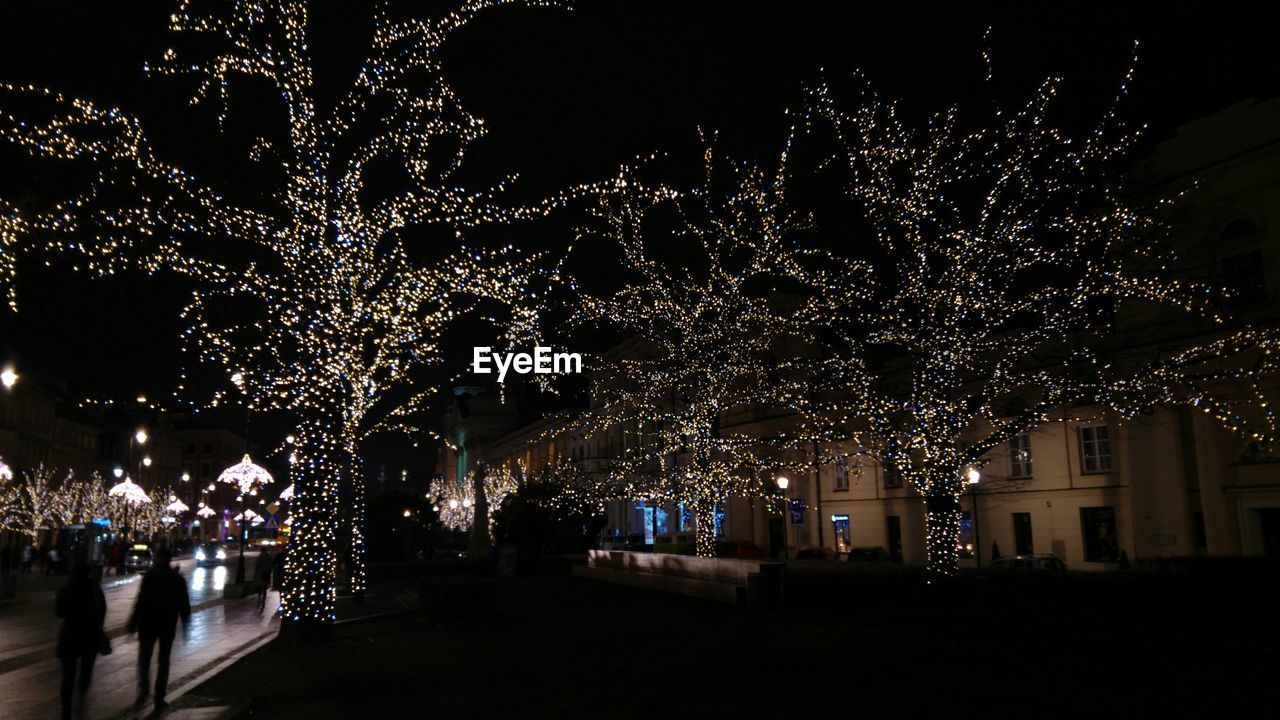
top-left (253, 548), bottom-right (273, 613)
top-left (56, 553), bottom-right (106, 720)
top-left (128, 548), bottom-right (191, 712)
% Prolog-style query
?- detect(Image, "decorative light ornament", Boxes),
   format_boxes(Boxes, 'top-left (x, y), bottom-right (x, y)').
top-left (217, 454), bottom-right (274, 495)
top-left (108, 477), bottom-right (151, 505)
top-left (166, 498), bottom-right (190, 513)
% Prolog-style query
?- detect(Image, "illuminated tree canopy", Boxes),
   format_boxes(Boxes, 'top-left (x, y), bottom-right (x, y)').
top-left (0, 0), bottom-right (574, 628)
top-left (564, 137), bottom-right (870, 557)
top-left (798, 52), bottom-right (1280, 576)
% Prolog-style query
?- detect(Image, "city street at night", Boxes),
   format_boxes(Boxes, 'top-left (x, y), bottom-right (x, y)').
top-left (3, 0), bottom-right (1280, 717)
top-left (0, 553), bottom-right (280, 719)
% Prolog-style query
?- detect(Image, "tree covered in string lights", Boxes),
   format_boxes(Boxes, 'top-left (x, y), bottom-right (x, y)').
top-left (4, 464), bottom-right (73, 539)
top-left (566, 137), bottom-right (869, 558)
top-left (798, 49), bottom-right (1280, 577)
top-left (0, 0), bottom-right (569, 629)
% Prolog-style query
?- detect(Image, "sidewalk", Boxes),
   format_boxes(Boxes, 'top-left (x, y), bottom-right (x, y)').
top-left (0, 557), bottom-right (279, 720)
top-left (0, 590), bottom-right (280, 719)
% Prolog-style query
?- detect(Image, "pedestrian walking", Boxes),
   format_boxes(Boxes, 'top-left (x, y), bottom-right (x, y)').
top-left (21, 542), bottom-right (34, 573)
top-left (47, 546), bottom-right (62, 576)
top-left (56, 553), bottom-right (108, 720)
top-left (109, 542), bottom-right (123, 577)
top-left (128, 548), bottom-right (190, 712)
top-left (253, 547), bottom-right (273, 613)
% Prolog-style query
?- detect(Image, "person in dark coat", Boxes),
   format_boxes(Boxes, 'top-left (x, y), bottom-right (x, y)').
top-left (56, 554), bottom-right (107, 720)
top-left (128, 548), bottom-right (190, 711)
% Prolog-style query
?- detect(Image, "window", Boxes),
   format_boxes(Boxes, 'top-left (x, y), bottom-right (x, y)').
top-left (883, 464), bottom-right (903, 489)
top-left (832, 515), bottom-right (851, 553)
top-left (1079, 425), bottom-right (1111, 473)
top-left (1008, 433), bottom-right (1033, 478)
top-left (958, 511), bottom-right (975, 558)
top-left (833, 455), bottom-right (850, 491)
top-left (678, 503), bottom-right (693, 534)
top-left (1223, 250), bottom-right (1266, 308)
top-left (1080, 506), bottom-right (1119, 562)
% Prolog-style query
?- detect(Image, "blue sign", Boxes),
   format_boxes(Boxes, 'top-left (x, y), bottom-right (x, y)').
top-left (788, 498), bottom-right (805, 525)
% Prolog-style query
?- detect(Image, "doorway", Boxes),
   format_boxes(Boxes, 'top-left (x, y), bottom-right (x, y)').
top-left (1013, 512), bottom-right (1034, 555)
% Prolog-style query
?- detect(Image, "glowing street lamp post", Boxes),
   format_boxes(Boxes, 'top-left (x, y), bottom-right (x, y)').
top-left (217, 455), bottom-right (274, 586)
top-left (775, 476), bottom-right (790, 561)
top-left (967, 467), bottom-right (982, 568)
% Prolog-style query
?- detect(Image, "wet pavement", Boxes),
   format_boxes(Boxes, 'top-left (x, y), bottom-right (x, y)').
top-left (0, 553), bottom-right (278, 719)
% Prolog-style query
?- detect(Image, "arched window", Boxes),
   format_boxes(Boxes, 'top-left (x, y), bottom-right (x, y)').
top-left (1220, 218), bottom-right (1259, 242)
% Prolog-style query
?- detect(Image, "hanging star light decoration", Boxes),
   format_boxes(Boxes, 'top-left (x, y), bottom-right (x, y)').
top-left (166, 498), bottom-right (191, 514)
top-left (217, 454), bottom-right (274, 495)
top-left (108, 476), bottom-right (151, 505)
top-left (197, 505), bottom-right (217, 519)
top-left (0, 1), bottom-right (584, 627)
top-left (794, 42), bottom-right (1280, 578)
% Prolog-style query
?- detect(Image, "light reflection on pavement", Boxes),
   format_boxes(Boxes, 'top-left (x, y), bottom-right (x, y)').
top-left (0, 552), bottom-right (279, 719)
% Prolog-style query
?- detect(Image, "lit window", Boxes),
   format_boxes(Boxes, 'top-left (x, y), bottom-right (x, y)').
top-left (833, 455), bottom-right (850, 491)
top-left (1008, 432), bottom-right (1033, 478)
top-left (1080, 506), bottom-right (1119, 562)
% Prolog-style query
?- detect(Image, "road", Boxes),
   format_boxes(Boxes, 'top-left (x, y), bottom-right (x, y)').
top-left (0, 552), bottom-right (279, 719)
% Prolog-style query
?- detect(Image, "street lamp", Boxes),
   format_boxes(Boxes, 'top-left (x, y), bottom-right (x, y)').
top-left (775, 476), bottom-right (790, 561)
top-left (1, 366), bottom-right (17, 389)
top-left (113, 467), bottom-right (124, 479)
top-left (966, 467), bottom-right (982, 567)
top-left (217, 454), bottom-right (274, 585)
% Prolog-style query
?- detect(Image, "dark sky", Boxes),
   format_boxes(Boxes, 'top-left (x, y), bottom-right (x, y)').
top-left (1, 0), bottom-right (1277, 462)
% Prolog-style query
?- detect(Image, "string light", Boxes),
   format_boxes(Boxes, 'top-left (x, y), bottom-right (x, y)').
top-left (0, 0), bottom-right (583, 627)
top-left (794, 48), bottom-right (1280, 578)
top-left (550, 132), bottom-right (871, 557)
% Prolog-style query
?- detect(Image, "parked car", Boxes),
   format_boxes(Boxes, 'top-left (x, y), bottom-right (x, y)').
top-left (845, 546), bottom-right (892, 563)
top-left (194, 541), bottom-right (228, 567)
top-left (795, 546), bottom-right (838, 561)
top-left (989, 554), bottom-right (1068, 571)
top-left (716, 540), bottom-right (764, 559)
top-left (123, 546), bottom-right (153, 573)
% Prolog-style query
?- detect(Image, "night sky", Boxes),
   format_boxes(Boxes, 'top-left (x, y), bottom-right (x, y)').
top-left (1, 0), bottom-right (1277, 463)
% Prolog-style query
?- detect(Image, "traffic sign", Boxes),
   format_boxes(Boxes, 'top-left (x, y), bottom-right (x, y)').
top-left (788, 498), bottom-right (805, 525)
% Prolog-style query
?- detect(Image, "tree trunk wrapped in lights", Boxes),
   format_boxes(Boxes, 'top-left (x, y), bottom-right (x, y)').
top-left (563, 135), bottom-right (870, 558)
top-left (0, 1), bottom-right (577, 630)
top-left (799, 46), bottom-right (1280, 578)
